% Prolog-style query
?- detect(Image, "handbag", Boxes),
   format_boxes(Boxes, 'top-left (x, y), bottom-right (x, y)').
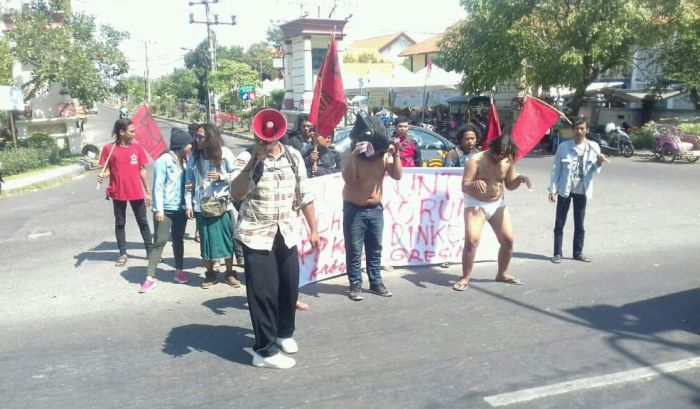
top-left (196, 155), bottom-right (229, 218)
top-left (200, 196), bottom-right (228, 218)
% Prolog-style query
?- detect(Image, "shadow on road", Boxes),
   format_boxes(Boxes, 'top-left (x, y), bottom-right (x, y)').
top-left (73, 241), bottom-right (149, 268)
top-left (162, 324), bottom-right (254, 365)
top-left (202, 296), bottom-right (248, 315)
top-left (512, 251), bottom-right (551, 261)
top-left (474, 285), bottom-right (700, 401)
top-left (299, 281), bottom-right (350, 299)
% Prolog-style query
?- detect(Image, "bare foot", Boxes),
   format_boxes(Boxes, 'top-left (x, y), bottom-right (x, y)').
top-left (296, 301), bottom-right (310, 311)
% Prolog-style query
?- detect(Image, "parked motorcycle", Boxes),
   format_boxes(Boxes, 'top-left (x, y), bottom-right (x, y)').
top-left (653, 126), bottom-right (700, 163)
top-left (588, 123), bottom-right (634, 158)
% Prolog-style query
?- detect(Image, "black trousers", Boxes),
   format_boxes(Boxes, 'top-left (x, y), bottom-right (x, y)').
top-left (243, 230), bottom-right (299, 357)
top-left (553, 193), bottom-right (587, 257)
top-left (113, 199), bottom-right (153, 256)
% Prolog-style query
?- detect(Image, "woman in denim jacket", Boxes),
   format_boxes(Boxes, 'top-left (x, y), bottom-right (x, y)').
top-left (140, 128), bottom-right (192, 293)
top-left (185, 124), bottom-right (241, 289)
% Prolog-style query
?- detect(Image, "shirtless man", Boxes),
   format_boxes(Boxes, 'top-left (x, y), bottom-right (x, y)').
top-left (342, 125), bottom-right (402, 301)
top-left (453, 134), bottom-right (532, 291)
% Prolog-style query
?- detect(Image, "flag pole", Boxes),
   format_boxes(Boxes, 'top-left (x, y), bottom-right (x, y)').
top-left (420, 58), bottom-right (429, 123)
top-left (96, 142), bottom-right (116, 190)
top-left (526, 95), bottom-right (573, 124)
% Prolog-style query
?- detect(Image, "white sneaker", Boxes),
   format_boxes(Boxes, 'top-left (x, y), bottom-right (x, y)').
top-left (275, 337), bottom-right (299, 354)
top-left (252, 352), bottom-right (296, 369)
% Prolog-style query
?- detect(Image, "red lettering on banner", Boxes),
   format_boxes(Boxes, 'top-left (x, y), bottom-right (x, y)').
top-left (331, 236), bottom-right (345, 256)
top-left (424, 250), bottom-right (435, 263)
top-left (412, 174), bottom-right (438, 196)
top-left (408, 249), bottom-right (422, 263)
top-left (330, 210), bottom-right (342, 232)
top-left (419, 199), bottom-right (437, 224)
top-left (309, 258), bottom-right (346, 282)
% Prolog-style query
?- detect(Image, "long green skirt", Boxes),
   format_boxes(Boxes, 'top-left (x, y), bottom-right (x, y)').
top-left (195, 211), bottom-right (233, 261)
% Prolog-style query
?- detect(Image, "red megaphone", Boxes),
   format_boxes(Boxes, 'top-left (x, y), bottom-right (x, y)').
top-left (252, 109), bottom-right (287, 142)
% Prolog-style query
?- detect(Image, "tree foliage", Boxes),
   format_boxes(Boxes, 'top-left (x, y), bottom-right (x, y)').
top-left (152, 68), bottom-right (199, 100)
top-left (114, 76), bottom-right (146, 103)
top-left (266, 24), bottom-right (284, 49)
top-left (241, 42), bottom-right (275, 81)
top-left (207, 60), bottom-right (260, 109)
top-left (436, 0), bottom-right (689, 114)
top-left (7, 1), bottom-right (128, 106)
top-left (0, 38), bottom-right (13, 86)
top-left (655, 18), bottom-right (700, 107)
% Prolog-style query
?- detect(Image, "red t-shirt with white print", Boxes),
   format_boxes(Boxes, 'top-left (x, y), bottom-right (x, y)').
top-left (99, 142), bottom-right (149, 201)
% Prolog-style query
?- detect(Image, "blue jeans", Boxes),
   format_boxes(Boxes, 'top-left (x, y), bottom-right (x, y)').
top-left (343, 202), bottom-right (384, 286)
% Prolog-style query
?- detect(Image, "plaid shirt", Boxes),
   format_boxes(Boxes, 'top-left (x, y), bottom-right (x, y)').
top-left (231, 146), bottom-right (314, 251)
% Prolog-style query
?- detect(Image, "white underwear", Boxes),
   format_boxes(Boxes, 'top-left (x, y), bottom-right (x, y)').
top-left (463, 193), bottom-right (506, 220)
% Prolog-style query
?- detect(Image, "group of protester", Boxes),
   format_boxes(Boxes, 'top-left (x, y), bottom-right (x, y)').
top-left (97, 110), bottom-right (605, 370)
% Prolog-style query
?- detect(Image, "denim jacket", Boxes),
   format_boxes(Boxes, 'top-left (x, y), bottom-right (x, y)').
top-left (549, 139), bottom-right (602, 198)
top-left (184, 146), bottom-right (236, 212)
top-left (152, 152), bottom-right (186, 213)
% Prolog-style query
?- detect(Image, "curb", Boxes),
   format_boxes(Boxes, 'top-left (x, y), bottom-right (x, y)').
top-left (2, 158), bottom-right (96, 196)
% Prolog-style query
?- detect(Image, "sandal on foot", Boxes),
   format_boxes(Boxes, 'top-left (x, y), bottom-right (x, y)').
top-left (296, 301), bottom-right (310, 311)
top-left (452, 281), bottom-right (469, 291)
top-left (115, 255), bottom-right (128, 267)
top-left (496, 277), bottom-right (523, 285)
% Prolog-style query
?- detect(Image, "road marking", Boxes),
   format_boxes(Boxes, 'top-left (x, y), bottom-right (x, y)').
top-left (484, 357), bottom-right (700, 407)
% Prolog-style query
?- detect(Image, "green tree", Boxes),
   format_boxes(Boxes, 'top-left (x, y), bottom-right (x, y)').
top-left (436, 0), bottom-right (688, 115)
top-left (266, 24), bottom-right (284, 49)
top-left (183, 39), bottom-right (245, 103)
top-left (0, 38), bottom-right (13, 86)
top-left (243, 42), bottom-right (275, 81)
top-left (207, 60), bottom-right (260, 109)
top-left (655, 19), bottom-right (700, 108)
top-left (152, 68), bottom-right (199, 100)
top-left (8, 1), bottom-right (128, 106)
top-left (114, 76), bottom-right (146, 104)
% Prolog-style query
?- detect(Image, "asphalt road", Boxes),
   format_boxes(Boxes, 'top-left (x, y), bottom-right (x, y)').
top-left (0, 107), bottom-right (698, 409)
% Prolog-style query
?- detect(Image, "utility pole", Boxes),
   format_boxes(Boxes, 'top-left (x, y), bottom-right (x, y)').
top-left (144, 41), bottom-right (152, 105)
top-left (189, 0), bottom-right (237, 123)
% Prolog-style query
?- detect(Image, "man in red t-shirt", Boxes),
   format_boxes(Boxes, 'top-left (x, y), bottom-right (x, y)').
top-left (392, 116), bottom-right (422, 167)
top-left (98, 118), bottom-right (153, 267)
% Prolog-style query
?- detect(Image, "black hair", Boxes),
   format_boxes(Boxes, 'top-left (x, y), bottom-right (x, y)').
top-left (195, 123), bottom-right (223, 169)
top-left (112, 118), bottom-right (133, 142)
top-left (394, 115), bottom-right (409, 126)
top-left (294, 114), bottom-right (310, 132)
top-left (574, 117), bottom-right (588, 129)
top-left (457, 126), bottom-right (480, 142)
top-left (488, 134), bottom-right (519, 161)
top-left (188, 122), bottom-right (203, 136)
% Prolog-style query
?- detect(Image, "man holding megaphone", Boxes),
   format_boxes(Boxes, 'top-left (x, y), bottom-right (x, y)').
top-left (231, 109), bottom-right (320, 370)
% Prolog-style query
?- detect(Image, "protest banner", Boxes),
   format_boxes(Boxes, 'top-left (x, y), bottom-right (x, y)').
top-left (295, 168), bottom-right (499, 286)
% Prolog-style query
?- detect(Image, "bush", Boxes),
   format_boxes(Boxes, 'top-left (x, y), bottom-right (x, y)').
top-left (631, 121), bottom-right (656, 150)
top-left (18, 132), bottom-right (58, 150)
top-left (190, 110), bottom-right (203, 122)
top-left (0, 147), bottom-right (59, 176)
top-left (679, 123), bottom-right (700, 135)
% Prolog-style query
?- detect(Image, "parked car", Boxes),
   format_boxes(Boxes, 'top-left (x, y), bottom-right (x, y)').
top-left (333, 125), bottom-right (455, 167)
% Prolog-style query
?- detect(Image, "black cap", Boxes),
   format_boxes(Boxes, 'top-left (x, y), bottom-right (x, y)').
top-left (170, 128), bottom-right (192, 151)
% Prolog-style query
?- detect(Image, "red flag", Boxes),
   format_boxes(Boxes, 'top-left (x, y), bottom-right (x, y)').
top-left (309, 38), bottom-right (347, 137)
top-left (131, 105), bottom-right (166, 160)
top-left (511, 97), bottom-right (561, 161)
top-left (483, 101), bottom-right (502, 149)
